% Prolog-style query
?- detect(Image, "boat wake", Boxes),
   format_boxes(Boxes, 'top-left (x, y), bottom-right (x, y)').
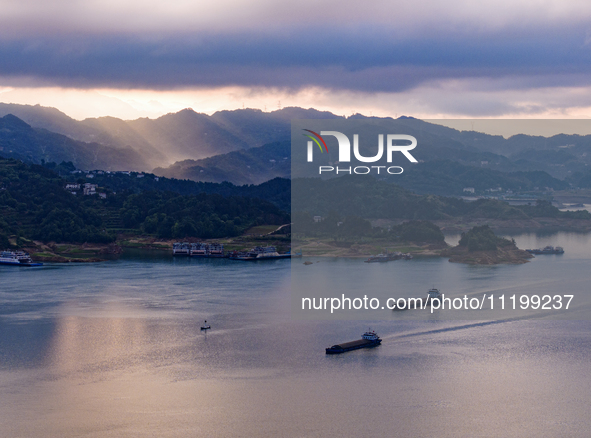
top-left (385, 310), bottom-right (569, 341)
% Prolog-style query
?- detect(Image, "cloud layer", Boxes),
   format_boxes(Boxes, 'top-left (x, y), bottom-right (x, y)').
top-left (2, 0), bottom-right (591, 119)
top-left (1, 25), bottom-right (591, 93)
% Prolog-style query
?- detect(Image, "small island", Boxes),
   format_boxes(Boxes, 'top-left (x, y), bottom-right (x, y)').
top-left (441, 225), bottom-right (533, 265)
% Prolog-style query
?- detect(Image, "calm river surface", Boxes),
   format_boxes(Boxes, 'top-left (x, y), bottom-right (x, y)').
top-left (1, 232), bottom-right (590, 437)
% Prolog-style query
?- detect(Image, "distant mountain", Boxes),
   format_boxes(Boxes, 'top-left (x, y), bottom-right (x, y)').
top-left (393, 160), bottom-right (569, 195)
top-left (389, 117), bottom-right (591, 178)
top-left (0, 114), bottom-right (149, 171)
top-left (2, 103), bottom-right (591, 185)
top-left (0, 103), bottom-right (89, 138)
top-left (154, 115), bottom-right (580, 189)
top-left (125, 109), bottom-right (253, 163)
top-left (0, 104), bottom-right (338, 169)
top-left (74, 116), bottom-right (167, 165)
top-left (154, 141), bottom-right (291, 185)
top-left (0, 103), bottom-right (166, 168)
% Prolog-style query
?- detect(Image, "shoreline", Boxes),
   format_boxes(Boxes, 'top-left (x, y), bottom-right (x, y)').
top-left (18, 234), bottom-right (292, 263)
top-left (11, 217), bottom-right (590, 265)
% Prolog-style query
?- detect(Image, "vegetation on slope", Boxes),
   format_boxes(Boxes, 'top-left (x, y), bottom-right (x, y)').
top-left (0, 157), bottom-right (289, 246)
top-left (292, 176), bottom-right (591, 221)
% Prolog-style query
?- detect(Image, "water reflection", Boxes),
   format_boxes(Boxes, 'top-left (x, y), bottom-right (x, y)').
top-left (0, 233), bottom-right (590, 437)
top-left (48, 313), bottom-right (151, 376)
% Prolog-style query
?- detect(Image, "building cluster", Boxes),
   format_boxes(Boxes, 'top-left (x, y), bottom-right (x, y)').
top-left (70, 169), bottom-right (158, 180)
top-left (72, 169), bottom-right (153, 176)
top-left (64, 182), bottom-right (106, 198)
top-left (63, 168), bottom-right (160, 198)
top-left (83, 183), bottom-right (97, 196)
top-left (65, 183), bottom-right (80, 194)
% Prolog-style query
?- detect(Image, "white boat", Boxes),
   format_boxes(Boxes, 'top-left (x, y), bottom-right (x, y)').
top-left (392, 288), bottom-right (442, 311)
top-left (228, 246), bottom-right (292, 260)
top-left (208, 243), bottom-right (224, 257)
top-left (190, 243), bottom-right (208, 257)
top-left (0, 250), bottom-right (43, 266)
top-left (172, 242), bottom-right (191, 256)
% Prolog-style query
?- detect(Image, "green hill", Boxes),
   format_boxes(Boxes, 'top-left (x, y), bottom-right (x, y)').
top-left (0, 157), bottom-right (289, 245)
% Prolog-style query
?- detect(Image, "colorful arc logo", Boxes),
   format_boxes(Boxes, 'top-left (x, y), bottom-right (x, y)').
top-left (303, 129), bottom-right (328, 153)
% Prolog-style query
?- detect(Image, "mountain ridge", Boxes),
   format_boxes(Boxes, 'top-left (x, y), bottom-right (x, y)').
top-left (2, 103), bottom-right (591, 190)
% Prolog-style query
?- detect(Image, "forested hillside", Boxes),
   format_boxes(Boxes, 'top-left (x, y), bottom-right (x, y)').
top-left (0, 157), bottom-right (289, 245)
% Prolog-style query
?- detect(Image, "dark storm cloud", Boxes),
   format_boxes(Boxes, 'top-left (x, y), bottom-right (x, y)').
top-left (1, 25), bottom-right (591, 91)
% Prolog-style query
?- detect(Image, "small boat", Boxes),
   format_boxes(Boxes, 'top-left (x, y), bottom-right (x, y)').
top-left (392, 288), bottom-right (442, 311)
top-left (200, 320), bottom-right (211, 330)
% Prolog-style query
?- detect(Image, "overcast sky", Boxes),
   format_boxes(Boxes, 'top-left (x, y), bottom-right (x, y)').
top-left (2, 0), bottom-right (591, 122)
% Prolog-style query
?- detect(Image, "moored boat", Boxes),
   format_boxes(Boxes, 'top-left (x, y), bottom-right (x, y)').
top-left (526, 246), bottom-right (564, 255)
top-left (190, 243), bottom-right (208, 257)
top-left (228, 246), bottom-right (291, 260)
top-left (364, 252), bottom-right (412, 263)
top-left (0, 250), bottom-right (43, 266)
top-left (172, 242), bottom-right (191, 256)
top-left (173, 242), bottom-right (224, 257)
top-left (208, 243), bottom-right (224, 257)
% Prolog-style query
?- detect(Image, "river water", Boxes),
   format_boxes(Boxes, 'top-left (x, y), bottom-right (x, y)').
top-left (1, 232), bottom-right (590, 437)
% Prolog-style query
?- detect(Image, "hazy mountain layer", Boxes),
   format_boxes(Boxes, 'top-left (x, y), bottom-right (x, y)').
top-left (0, 104), bottom-right (337, 169)
top-left (1, 103), bottom-right (591, 188)
top-left (154, 141), bottom-right (291, 185)
top-left (0, 115), bottom-right (149, 171)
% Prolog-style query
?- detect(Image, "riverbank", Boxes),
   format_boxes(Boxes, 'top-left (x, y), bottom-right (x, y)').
top-left (15, 233), bottom-right (292, 263)
top-left (292, 238), bottom-right (446, 258)
top-left (11, 216), bottom-right (588, 264)
top-left (19, 242), bottom-right (122, 263)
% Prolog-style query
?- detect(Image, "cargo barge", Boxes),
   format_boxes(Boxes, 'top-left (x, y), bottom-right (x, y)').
top-left (325, 330), bottom-right (381, 354)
